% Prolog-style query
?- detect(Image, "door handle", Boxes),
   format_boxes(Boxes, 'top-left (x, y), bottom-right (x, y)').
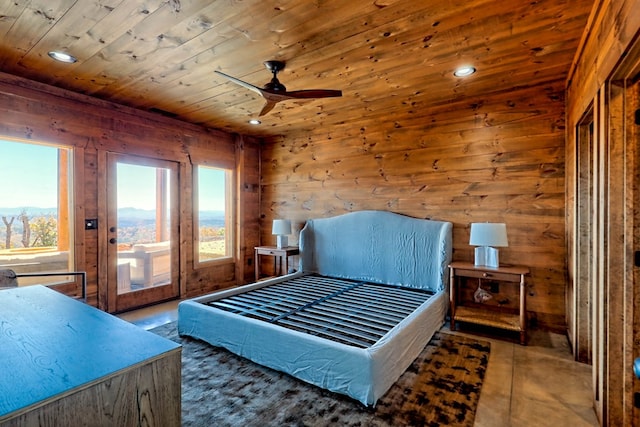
top-left (109, 238), bottom-right (117, 244)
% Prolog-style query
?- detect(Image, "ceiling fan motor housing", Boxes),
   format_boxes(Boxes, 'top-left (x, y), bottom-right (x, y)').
top-left (263, 60), bottom-right (287, 91)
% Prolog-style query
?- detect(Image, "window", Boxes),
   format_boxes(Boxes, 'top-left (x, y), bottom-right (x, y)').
top-left (195, 165), bottom-right (233, 264)
top-left (0, 139), bottom-right (75, 288)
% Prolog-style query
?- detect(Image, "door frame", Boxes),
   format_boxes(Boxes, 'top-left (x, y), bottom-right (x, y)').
top-left (102, 152), bottom-right (180, 313)
top-left (573, 105), bottom-right (594, 364)
top-left (592, 33), bottom-right (640, 425)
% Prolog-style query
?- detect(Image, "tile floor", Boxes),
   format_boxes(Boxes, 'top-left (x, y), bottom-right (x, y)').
top-left (118, 300), bottom-right (599, 427)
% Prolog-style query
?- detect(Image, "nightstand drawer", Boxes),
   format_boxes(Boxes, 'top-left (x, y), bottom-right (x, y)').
top-left (454, 268), bottom-right (520, 282)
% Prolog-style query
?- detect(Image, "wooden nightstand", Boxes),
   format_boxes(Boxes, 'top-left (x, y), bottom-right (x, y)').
top-left (449, 261), bottom-right (530, 345)
top-left (254, 246), bottom-right (300, 281)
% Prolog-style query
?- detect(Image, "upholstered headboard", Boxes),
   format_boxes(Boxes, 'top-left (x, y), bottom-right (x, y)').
top-left (299, 210), bottom-right (452, 292)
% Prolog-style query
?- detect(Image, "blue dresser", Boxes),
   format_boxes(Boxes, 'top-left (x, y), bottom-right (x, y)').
top-left (0, 285), bottom-right (181, 426)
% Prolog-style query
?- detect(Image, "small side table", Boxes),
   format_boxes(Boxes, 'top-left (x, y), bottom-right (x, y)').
top-left (254, 246), bottom-right (300, 281)
top-left (449, 261), bottom-right (530, 345)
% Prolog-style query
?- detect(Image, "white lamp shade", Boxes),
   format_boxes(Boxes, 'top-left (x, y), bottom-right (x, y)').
top-left (469, 223), bottom-right (508, 247)
top-left (272, 219), bottom-right (291, 236)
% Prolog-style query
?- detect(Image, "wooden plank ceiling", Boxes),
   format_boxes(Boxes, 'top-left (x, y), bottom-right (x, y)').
top-left (0, 0), bottom-right (593, 138)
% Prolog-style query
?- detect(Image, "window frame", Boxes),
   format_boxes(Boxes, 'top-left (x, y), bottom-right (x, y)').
top-left (192, 164), bottom-right (235, 268)
top-left (0, 138), bottom-right (81, 297)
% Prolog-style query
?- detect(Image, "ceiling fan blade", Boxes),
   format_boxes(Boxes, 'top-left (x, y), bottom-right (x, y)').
top-left (257, 91), bottom-right (295, 115)
top-left (215, 70), bottom-right (265, 97)
top-left (215, 63), bottom-right (342, 116)
top-left (284, 89), bottom-right (342, 99)
top-left (257, 89), bottom-right (342, 115)
top-left (259, 100), bottom-right (278, 116)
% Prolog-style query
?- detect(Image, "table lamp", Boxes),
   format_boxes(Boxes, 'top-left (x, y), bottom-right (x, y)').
top-left (272, 219), bottom-right (291, 249)
top-left (469, 223), bottom-right (508, 268)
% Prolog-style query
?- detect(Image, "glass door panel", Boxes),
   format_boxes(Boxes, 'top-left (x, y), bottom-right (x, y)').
top-left (106, 153), bottom-right (179, 312)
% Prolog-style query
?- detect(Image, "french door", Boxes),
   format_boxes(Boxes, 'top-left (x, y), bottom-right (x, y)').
top-left (106, 153), bottom-right (179, 312)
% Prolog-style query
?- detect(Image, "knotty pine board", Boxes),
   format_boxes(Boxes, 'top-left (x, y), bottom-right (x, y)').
top-left (260, 82), bottom-right (567, 330)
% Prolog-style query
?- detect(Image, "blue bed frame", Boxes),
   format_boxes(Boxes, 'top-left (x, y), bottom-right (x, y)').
top-left (178, 210), bottom-right (452, 406)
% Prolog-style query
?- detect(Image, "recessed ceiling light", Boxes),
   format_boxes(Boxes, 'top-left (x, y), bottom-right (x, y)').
top-left (249, 119), bottom-right (261, 125)
top-left (48, 51), bottom-right (77, 63)
top-left (453, 66), bottom-right (476, 77)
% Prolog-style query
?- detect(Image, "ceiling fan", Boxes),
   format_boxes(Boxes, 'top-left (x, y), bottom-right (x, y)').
top-left (215, 60), bottom-right (342, 116)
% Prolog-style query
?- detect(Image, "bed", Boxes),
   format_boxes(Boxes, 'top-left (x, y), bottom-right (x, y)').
top-left (178, 210), bottom-right (452, 406)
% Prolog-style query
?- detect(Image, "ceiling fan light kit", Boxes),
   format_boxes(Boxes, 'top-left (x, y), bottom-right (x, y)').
top-left (215, 60), bottom-right (342, 116)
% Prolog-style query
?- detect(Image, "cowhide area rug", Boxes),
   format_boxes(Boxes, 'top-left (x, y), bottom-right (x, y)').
top-left (150, 322), bottom-right (490, 427)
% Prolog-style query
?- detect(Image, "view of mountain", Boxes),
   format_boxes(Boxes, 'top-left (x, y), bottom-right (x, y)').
top-left (0, 207), bottom-right (226, 248)
top-left (116, 207), bottom-right (225, 227)
top-left (0, 207), bottom-right (57, 217)
top-left (0, 207), bottom-right (225, 224)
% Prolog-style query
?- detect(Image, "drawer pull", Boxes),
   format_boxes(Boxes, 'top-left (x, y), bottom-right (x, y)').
top-left (483, 272), bottom-right (492, 278)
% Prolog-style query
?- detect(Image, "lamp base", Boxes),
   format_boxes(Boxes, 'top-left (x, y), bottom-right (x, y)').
top-left (474, 246), bottom-right (499, 268)
top-left (276, 235), bottom-right (288, 249)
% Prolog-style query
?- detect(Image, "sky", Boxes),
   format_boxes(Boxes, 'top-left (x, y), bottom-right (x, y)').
top-left (0, 140), bottom-right (225, 211)
top-left (0, 141), bottom-right (58, 208)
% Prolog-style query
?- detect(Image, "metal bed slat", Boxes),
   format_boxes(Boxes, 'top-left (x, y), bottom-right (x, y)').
top-left (204, 274), bottom-right (434, 349)
top-left (208, 301), bottom-right (284, 319)
top-left (348, 288), bottom-right (429, 308)
top-left (208, 277), bottom-right (358, 320)
top-left (281, 316), bottom-right (381, 345)
top-left (314, 298), bottom-right (411, 323)
top-left (349, 291), bottom-right (426, 309)
top-left (215, 288), bottom-right (428, 322)
top-left (283, 311), bottom-right (384, 338)
top-left (271, 282), bottom-right (361, 322)
top-left (212, 291), bottom-right (422, 325)
top-left (248, 285), bottom-right (318, 300)
top-left (288, 311), bottom-right (387, 339)
top-left (228, 293), bottom-right (302, 311)
top-left (327, 293), bottom-right (419, 317)
top-left (210, 295), bottom-right (295, 315)
top-left (304, 305), bottom-right (398, 329)
top-left (340, 287), bottom-right (430, 309)
top-left (318, 300), bottom-right (406, 323)
top-left (218, 281), bottom-right (339, 309)
top-left (328, 294), bottom-right (416, 315)
top-left (357, 282), bottom-right (434, 298)
top-left (249, 285), bottom-right (321, 302)
top-left (251, 285), bottom-right (333, 303)
top-left (348, 286), bottom-right (430, 307)
top-left (211, 280), bottom-right (358, 320)
top-left (277, 318), bottom-right (374, 348)
top-left (294, 307), bottom-right (389, 334)
top-left (251, 280), bottom-right (346, 302)
top-left (283, 281), bottom-right (350, 297)
top-left (207, 303), bottom-right (274, 321)
top-left (360, 282), bottom-right (434, 298)
top-left (218, 294), bottom-right (287, 310)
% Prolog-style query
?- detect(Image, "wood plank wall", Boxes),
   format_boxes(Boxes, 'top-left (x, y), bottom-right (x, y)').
top-left (0, 71), bottom-right (260, 309)
top-left (261, 81), bottom-right (567, 331)
top-left (565, 1), bottom-right (640, 425)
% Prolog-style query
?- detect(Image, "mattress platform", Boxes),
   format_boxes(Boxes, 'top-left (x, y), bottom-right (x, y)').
top-left (205, 274), bottom-right (434, 348)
